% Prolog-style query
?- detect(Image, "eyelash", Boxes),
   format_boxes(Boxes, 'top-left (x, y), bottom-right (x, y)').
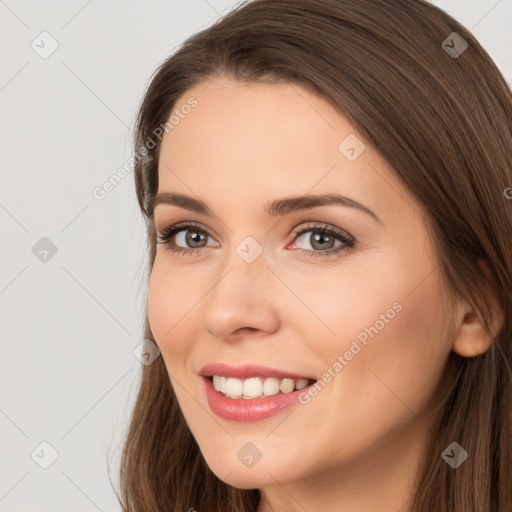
top-left (155, 221), bottom-right (356, 258)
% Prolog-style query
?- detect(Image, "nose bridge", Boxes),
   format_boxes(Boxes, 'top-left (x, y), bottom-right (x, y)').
top-left (219, 233), bottom-right (269, 293)
top-left (208, 235), bottom-right (269, 310)
top-left (202, 235), bottom-right (279, 337)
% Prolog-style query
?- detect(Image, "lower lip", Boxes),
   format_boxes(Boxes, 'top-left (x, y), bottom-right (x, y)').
top-left (202, 376), bottom-right (316, 422)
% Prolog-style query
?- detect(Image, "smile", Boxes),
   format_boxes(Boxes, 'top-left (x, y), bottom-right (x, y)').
top-left (210, 375), bottom-right (315, 399)
top-left (199, 363), bottom-right (318, 421)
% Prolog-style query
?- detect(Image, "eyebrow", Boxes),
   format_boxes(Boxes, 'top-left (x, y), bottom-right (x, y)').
top-left (152, 192), bottom-right (381, 224)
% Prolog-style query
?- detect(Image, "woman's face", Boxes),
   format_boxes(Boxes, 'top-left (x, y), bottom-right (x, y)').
top-left (147, 77), bottom-right (458, 500)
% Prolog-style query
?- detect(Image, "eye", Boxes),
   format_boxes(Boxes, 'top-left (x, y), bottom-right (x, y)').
top-left (288, 222), bottom-right (355, 258)
top-left (156, 221), bottom-right (355, 258)
top-left (156, 222), bottom-right (218, 257)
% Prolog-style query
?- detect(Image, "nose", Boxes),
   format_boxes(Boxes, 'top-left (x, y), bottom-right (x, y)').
top-left (202, 247), bottom-right (281, 342)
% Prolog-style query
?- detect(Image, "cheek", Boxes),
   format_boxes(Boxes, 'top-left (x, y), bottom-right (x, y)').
top-left (332, 269), bottom-right (453, 427)
top-left (283, 257), bottom-right (410, 361)
top-left (147, 260), bottom-right (195, 361)
top-left (296, 247), bottom-right (452, 410)
top-left (288, 269), bottom-right (453, 467)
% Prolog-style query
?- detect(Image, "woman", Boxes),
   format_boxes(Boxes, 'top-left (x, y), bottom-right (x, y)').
top-left (116, 0), bottom-right (512, 510)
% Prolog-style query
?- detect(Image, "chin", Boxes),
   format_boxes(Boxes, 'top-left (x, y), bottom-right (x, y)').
top-left (207, 450), bottom-right (306, 490)
top-left (216, 469), bottom-right (275, 490)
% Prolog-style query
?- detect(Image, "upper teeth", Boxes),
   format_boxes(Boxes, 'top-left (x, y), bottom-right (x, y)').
top-left (212, 375), bottom-right (311, 399)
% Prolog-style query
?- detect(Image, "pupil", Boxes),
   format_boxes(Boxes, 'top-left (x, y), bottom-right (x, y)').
top-left (312, 232), bottom-right (333, 249)
top-left (187, 231), bottom-right (204, 247)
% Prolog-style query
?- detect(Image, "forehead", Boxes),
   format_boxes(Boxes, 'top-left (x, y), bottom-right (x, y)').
top-left (161, 78), bottom-right (351, 164)
top-left (156, 78), bottom-right (416, 225)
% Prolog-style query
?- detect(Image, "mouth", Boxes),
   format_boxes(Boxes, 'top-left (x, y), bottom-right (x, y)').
top-left (199, 362), bottom-right (318, 400)
top-left (201, 373), bottom-right (319, 421)
top-left (205, 375), bottom-right (317, 400)
top-left (199, 362), bottom-right (319, 420)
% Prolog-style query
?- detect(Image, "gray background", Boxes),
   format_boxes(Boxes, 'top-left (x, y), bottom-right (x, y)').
top-left (1, 1), bottom-right (511, 510)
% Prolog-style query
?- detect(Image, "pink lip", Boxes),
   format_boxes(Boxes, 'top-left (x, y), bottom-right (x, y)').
top-left (201, 376), bottom-right (317, 422)
top-left (199, 362), bottom-right (316, 380)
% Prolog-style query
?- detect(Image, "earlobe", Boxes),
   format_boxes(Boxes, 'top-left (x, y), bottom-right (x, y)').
top-left (452, 309), bottom-right (495, 358)
top-left (451, 262), bottom-right (505, 358)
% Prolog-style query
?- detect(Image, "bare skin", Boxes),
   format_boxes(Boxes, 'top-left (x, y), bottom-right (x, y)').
top-left (147, 77), bottom-right (494, 512)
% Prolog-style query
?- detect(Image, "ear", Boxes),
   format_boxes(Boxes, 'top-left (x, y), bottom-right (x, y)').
top-left (452, 260), bottom-right (504, 358)
top-left (452, 307), bottom-right (493, 358)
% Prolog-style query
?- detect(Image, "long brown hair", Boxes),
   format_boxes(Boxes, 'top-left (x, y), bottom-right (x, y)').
top-left (115, 1), bottom-right (512, 510)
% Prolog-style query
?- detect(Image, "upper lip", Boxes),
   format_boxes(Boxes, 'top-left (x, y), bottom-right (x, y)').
top-left (199, 363), bottom-right (317, 381)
